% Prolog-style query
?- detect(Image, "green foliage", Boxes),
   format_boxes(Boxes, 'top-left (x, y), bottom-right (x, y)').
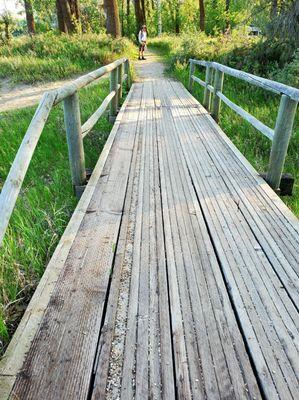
top-left (0, 32), bottom-right (135, 83)
top-left (0, 78), bottom-right (120, 353)
top-left (150, 28), bottom-right (259, 66)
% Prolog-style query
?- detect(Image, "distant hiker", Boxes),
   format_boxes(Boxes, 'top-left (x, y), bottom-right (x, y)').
top-left (138, 25), bottom-right (147, 60)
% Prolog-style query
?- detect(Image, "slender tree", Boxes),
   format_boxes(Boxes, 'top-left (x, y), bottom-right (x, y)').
top-left (271, 0), bottom-right (278, 17)
top-left (56, 0), bottom-right (81, 33)
top-left (175, 0), bottom-right (180, 33)
top-left (141, 0), bottom-right (146, 23)
top-left (56, 0), bottom-right (67, 32)
top-left (225, 0), bottom-right (230, 32)
top-left (24, 0), bottom-right (35, 35)
top-left (134, 0), bottom-right (145, 29)
top-left (199, 0), bottom-right (205, 31)
top-left (104, 0), bottom-right (121, 37)
top-left (157, 0), bottom-right (162, 35)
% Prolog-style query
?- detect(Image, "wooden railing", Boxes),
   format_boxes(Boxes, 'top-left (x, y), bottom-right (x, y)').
top-left (189, 59), bottom-right (299, 191)
top-left (0, 57), bottom-right (131, 246)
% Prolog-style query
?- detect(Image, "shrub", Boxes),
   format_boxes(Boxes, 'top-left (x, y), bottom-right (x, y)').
top-left (0, 32), bottom-right (136, 83)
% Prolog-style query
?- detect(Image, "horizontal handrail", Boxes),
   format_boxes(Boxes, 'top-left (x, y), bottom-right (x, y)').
top-left (189, 59), bottom-right (299, 101)
top-left (81, 86), bottom-right (120, 138)
top-left (189, 58), bottom-right (298, 191)
top-left (53, 58), bottom-right (127, 105)
top-left (0, 92), bottom-right (56, 245)
top-left (217, 92), bottom-right (274, 140)
top-left (0, 57), bottom-right (131, 246)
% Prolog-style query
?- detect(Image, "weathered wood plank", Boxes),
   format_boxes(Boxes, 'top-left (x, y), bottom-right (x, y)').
top-left (10, 85), bottom-right (140, 400)
top-left (170, 81), bottom-right (299, 304)
top-left (90, 84), bottom-right (144, 399)
top-left (155, 79), bottom-right (261, 399)
top-left (167, 79), bottom-right (299, 399)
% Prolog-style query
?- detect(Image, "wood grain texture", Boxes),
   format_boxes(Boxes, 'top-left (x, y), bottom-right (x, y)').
top-left (5, 76), bottom-right (298, 400)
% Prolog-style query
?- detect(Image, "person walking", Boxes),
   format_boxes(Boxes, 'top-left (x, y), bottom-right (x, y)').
top-left (138, 25), bottom-right (147, 60)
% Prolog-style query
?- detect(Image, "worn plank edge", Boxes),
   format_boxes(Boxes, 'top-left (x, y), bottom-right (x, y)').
top-left (0, 85), bottom-right (136, 400)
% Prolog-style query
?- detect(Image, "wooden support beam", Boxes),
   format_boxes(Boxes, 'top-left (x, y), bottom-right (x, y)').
top-left (54, 58), bottom-right (127, 106)
top-left (117, 64), bottom-right (123, 107)
top-left (82, 91), bottom-right (116, 139)
top-left (124, 59), bottom-right (131, 90)
top-left (189, 58), bottom-right (299, 101)
top-left (266, 95), bottom-right (298, 190)
top-left (63, 91), bottom-right (86, 195)
top-left (109, 67), bottom-right (118, 121)
top-left (217, 92), bottom-right (274, 140)
top-left (203, 66), bottom-right (213, 111)
top-left (211, 69), bottom-right (224, 122)
top-left (189, 61), bottom-right (195, 92)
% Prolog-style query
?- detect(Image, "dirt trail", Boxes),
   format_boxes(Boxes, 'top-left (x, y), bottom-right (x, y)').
top-left (0, 77), bottom-right (77, 113)
top-left (0, 50), bottom-right (164, 113)
top-left (134, 49), bottom-right (165, 80)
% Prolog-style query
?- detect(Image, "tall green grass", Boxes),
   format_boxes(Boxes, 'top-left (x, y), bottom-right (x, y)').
top-left (0, 32), bottom-right (136, 83)
top-left (150, 35), bottom-right (299, 216)
top-left (0, 78), bottom-right (126, 353)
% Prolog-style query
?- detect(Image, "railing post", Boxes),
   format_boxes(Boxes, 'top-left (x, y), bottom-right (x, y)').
top-left (109, 67), bottom-right (119, 122)
top-left (189, 61), bottom-right (195, 92)
top-left (203, 66), bottom-right (213, 111)
top-left (211, 69), bottom-right (224, 122)
top-left (124, 59), bottom-right (131, 90)
top-left (63, 91), bottom-right (86, 196)
top-left (266, 94), bottom-right (298, 190)
top-left (117, 63), bottom-right (123, 106)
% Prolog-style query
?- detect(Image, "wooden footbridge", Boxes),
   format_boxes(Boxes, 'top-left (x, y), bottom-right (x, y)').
top-left (0, 54), bottom-right (299, 399)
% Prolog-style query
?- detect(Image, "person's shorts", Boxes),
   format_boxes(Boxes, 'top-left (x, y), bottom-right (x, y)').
top-left (139, 41), bottom-right (146, 51)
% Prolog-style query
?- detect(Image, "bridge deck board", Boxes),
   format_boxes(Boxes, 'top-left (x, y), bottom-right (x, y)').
top-left (2, 78), bottom-right (298, 400)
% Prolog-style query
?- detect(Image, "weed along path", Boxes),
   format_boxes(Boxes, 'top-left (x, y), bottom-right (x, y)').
top-left (0, 54), bottom-right (298, 400)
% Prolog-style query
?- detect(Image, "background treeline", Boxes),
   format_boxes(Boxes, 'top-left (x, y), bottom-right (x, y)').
top-left (0, 1), bottom-right (298, 41)
top-left (0, 1), bottom-right (298, 84)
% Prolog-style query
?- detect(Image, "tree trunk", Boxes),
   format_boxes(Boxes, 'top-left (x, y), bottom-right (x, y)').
top-left (141, 0), bottom-right (146, 23)
top-left (225, 0), bottom-right (230, 32)
top-left (104, 0), bottom-right (121, 38)
top-left (175, 0), bottom-right (180, 34)
top-left (271, 0), bottom-right (278, 17)
top-left (57, 0), bottom-right (80, 34)
top-left (24, 0), bottom-right (35, 35)
top-left (199, 0), bottom-right (205, 32)
top-left (127, 0), bottom-right (130, 18)
top-left (56, 0), bottom-right (67, 32)
top-left (157, 0), bottom-right (162, 36)
top-left (134, 0), bottom-right (144, 30)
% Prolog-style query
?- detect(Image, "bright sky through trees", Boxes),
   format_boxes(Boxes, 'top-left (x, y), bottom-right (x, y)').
top-left (0, 0), bottom-right (24, 17)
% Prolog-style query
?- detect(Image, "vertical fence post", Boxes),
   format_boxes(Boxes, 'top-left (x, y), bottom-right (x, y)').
top-left (211, 69), bottom-right (224, 122)
top-left (266, 94), bottom-right (298, 190)
top-left (203, 66), bottom-right (213, 111)
top-left (189, 61), bottom-right (195, 92)
top-left (63, 91), bottom-right (86, 196)
top-left (117, 63), bottom-right (123, 107)
top-left (124, 59), bottom-right (131, 90)
top-left (109, 67), bottom-right (119, 121)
